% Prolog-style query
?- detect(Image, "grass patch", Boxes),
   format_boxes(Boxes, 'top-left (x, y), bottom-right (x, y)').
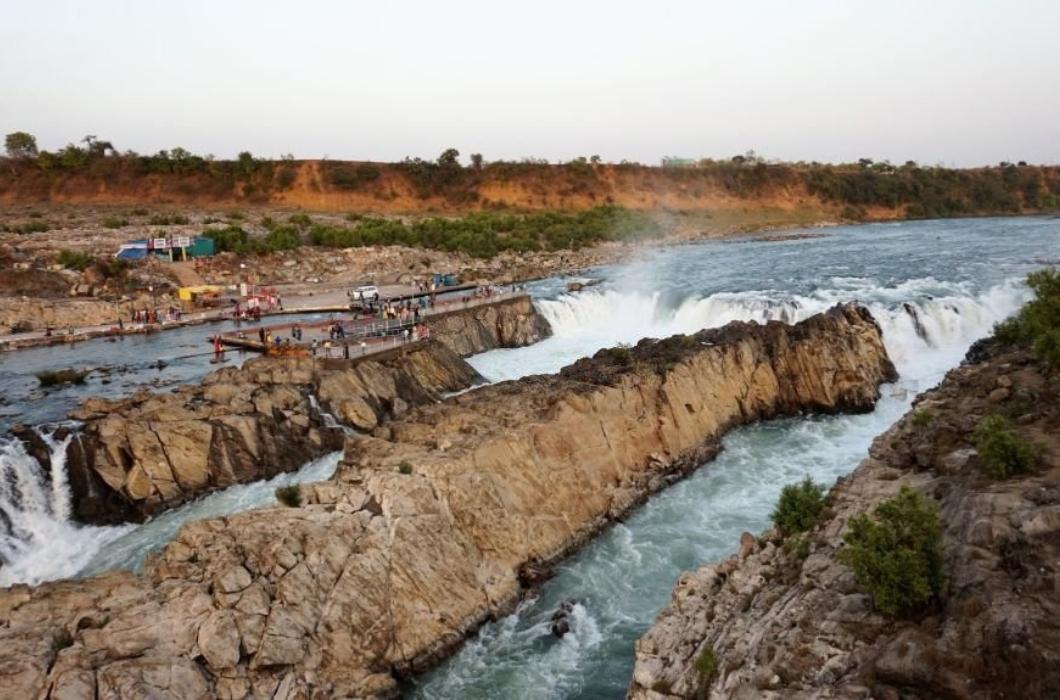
top-left (102, 216), bottom-right (128, 229)
top-left (838, 486), bottom-right (944, 616)
top-left (771, 477), bottom-right (826, 535)
top-left (275, 484), bottom-right (301, 507)
top-left (694, 647), bottom-right (718, 684)
top-left (972, 414), bottom-right (1043, 479)
top-left (911, 410), bottom-right (933, 428)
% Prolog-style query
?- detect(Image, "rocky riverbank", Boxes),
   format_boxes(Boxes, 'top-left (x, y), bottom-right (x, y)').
top-left (14, 295), bottom-right (549, 524)
top-left (0, 304), bottom-right (895, 699)
top-left (628, 342), bottom-right (1060, 699)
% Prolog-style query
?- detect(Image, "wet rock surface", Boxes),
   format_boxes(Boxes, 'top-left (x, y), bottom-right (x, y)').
top-left (0, 304), bottom-right (894, 699)
top-left (628, 345), bottom-right (1060, 700)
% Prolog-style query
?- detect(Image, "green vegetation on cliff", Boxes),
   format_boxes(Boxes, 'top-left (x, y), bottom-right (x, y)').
top-left (771, 476), bottom-right (826, 535)
top-left (973, 414), bottom-right (1044, 479)
top-left (838, 486), bottom-right (944, 616)
top-left (995, 268), bottom-right (1060, 365)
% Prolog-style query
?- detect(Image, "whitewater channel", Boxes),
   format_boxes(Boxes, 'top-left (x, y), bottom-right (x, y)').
top-left (0, 216), bottom-right (1056, 699)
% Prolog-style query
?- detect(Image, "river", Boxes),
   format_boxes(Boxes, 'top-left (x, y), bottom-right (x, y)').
top-left (411, 215), bottom-right (1057, 698)
top-left (0, 216), bottom-right (1057, 696)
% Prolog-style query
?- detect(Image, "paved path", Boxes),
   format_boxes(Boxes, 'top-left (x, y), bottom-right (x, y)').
top-left (219, 291), bottom-right (525, 354)
top-left (0, 282), bottom-right (486, 352)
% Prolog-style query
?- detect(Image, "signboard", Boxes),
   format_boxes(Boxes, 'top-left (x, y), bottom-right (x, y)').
top-left (152, 237), bottom-right (169, 250)
top-left (173, 236), bottom-right (191, 249)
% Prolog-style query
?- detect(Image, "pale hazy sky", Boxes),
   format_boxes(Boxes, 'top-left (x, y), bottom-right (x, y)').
top-left (2, 0), bottom-right (1058, 166)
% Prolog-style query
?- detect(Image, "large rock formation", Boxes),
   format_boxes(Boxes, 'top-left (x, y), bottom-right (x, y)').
top-left (427, 293), bottom-right (551, 356)
top-left (53, 342), bottom-right (478, 523)
top-left (0, 304), bottom-right (895, 699)
top-left (18, 295), bottom-right (549, 524)
top-left (628, 344), bottom-right (1060, 700)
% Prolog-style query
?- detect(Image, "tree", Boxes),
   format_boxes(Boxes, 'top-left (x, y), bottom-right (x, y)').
top-left (470, 153), bottom-right (484, 171)
top-left (5, 131), bottom-right (38, 158)
top-left (237, 151), bottom-right (256, 176)
top-left (590, 154), bottom-right (602, 165)
top-left (437, 148), bottom-right (461, 168)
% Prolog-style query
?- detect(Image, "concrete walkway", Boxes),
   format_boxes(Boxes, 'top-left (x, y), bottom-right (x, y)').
top-left (0, 282), bottom-right (497, 352)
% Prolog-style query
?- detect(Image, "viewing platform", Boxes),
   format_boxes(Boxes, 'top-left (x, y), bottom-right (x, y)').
top-left (212, 288), bottom-right (529, 358)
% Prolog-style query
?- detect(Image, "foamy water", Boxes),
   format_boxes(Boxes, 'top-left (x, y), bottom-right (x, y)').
top-left (0, 217), bottom-right (1056, 699)
top-left (415, 217), bottom-right (1058, 698)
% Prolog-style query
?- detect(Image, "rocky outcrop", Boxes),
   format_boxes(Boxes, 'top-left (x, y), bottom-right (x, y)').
top-left (57, 341), bottom-right (479, 523)
top-left (0, 304), bottom-right (895, 699)
top-left (426, 293), bottom-right (551, 356)
top-left (628, 345), bottom-right (1060, 700)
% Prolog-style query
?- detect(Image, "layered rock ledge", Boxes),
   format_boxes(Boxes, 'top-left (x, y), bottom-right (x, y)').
top-left (628, 344), bottom-right (1060, 700)
top-left (17, 294), bottom-right (549, 524)
top-left (0, 304), bottom-right (894, 699)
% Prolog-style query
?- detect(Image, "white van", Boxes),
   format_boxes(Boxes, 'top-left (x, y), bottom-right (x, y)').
top-left (350, 285), bottom-right (379, 300)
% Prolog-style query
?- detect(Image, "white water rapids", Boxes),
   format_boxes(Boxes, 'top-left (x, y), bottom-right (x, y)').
top-left (0, 217), bottom-right (1055, 698)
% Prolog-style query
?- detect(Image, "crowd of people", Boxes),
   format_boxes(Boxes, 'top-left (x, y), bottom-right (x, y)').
top-left (215, 281), bottom-right (521, 360)
top-left (129, 307), bottom-right (183, 326)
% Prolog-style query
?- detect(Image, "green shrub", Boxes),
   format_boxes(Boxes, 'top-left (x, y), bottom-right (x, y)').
top-left (57, 249), bottom-right (94, 271)
top-left (288, 213), bottom-right (313, 229)
top-left (838, 486), bottom-right (944, 616)
top-left (972, 414), bottom-right (1043, 479)
top-left (994, 269), bottom-right (1060, 365)
top-left (609, 343), bottom-right (634, 365)
top-left (276, 165), bottom-right (297, 188)
top-left (326, 162), bottom-right (381, 190)
top-left (102, 216), bottom-right (128, 229)
top-left (398, 461), bottom-right (413, 475)
top-left (771, 477), bottom-right (826, 535)
top-left (693, 647), bottom-right (717, 683)
top-left (203, 226), bottom-right (249, 253)
top-left (261, 225), bottom-right (302, 251)
top-left (275, 484), bottom-right (301, 507)
top-left (911, 410), bottom-right (933, 428)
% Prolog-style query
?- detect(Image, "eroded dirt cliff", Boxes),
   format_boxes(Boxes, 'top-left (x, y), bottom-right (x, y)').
top-left (0, 304), bottom-right (894, 699)
top-left (628, 344), bottom-right (1060, 700)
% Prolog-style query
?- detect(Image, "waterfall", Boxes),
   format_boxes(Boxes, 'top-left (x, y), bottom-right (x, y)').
top-left (470, 278), bottom-right (1028, 384)
top-left (0, 431), bottom-right (129, 587)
